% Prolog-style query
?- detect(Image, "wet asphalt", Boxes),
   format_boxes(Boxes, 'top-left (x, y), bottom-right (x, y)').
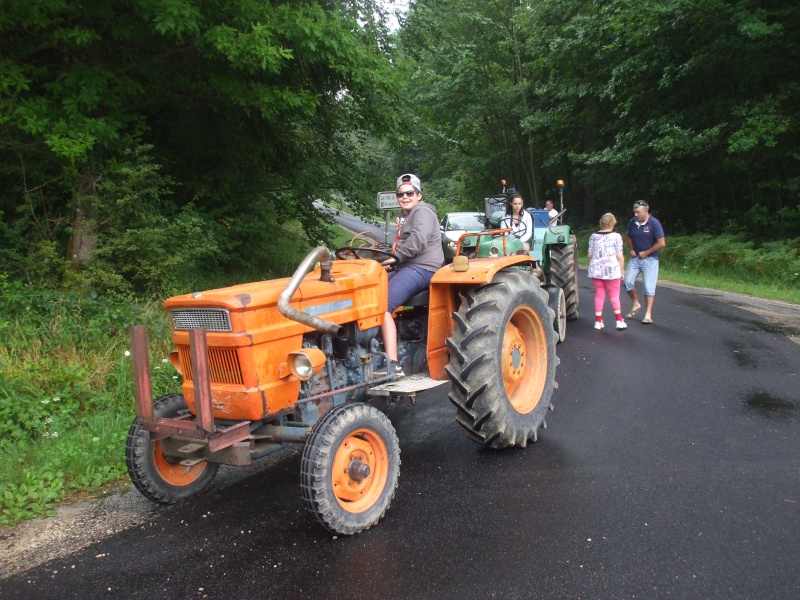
top-left (2, 272), bottom-right (799, 599)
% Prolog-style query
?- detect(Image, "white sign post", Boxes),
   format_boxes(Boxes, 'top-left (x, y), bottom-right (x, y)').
top-left (377, 191), bottom-right (399, 210)
top-left (377, 191), bottom-right (399, 243)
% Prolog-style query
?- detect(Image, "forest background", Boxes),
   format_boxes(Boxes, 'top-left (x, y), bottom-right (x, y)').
top-left (1, 0), bottom-right (799, 523)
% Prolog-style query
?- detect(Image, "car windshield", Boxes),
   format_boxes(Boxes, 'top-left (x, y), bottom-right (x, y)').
top-left (447, 215), bottom-right (484, 231)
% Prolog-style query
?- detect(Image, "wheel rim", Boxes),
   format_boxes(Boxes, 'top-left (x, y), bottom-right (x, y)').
top-left (331, 428), bottom-right (389, 513)
top-left (151, 440), bottom-right (209, 487)
top-left (558, 291), bottom-right (567, 340)
top-left (502, 305), bottom-right (548, 414)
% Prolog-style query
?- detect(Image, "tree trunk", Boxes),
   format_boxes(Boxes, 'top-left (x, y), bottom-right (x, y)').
top-left (66, 173), bottom-right (100, 269)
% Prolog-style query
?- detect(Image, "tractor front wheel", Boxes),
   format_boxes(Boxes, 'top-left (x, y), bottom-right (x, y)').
top-left (446, 271), bottom-right (558, 449)
top-left (301, 403), bottom-right (400, 535)
top-left (550, 235), bottom-right (580, 320)
top-left (125, 394), bottom-right (219, 504)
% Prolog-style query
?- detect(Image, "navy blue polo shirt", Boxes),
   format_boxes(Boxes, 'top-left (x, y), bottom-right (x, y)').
top-left (627, 215), bottom-right (665, 258)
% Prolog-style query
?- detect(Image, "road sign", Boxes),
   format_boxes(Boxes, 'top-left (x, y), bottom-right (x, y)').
top-left (377, 191), bottom-right (399, 210)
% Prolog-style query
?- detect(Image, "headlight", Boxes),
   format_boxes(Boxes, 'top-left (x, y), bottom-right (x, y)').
top-left (447, 241), bottom-right (456, 247)
top-left (293, 354), bottom-right (313, 378)
top-left (288, 348), bottom-right (327, 380)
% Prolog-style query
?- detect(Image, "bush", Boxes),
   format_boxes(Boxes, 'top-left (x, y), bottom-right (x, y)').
top-left (0, 280), bottom-right (175, 524)
top-left (662, 234), bottom-right (800, 287)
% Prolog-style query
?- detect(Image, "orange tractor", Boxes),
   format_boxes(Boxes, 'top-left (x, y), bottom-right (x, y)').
top-left (126, 240), bottom-right (559, 534)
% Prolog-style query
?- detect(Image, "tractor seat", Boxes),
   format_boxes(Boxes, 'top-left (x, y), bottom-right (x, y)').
top-left (405, 290), bottom-right (430, 307)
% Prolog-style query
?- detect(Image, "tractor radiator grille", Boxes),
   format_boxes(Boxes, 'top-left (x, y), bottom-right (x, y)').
top-left (178, 346), bottom-right (244, 386)
top-left (170, 308), bottom-right (232, 332)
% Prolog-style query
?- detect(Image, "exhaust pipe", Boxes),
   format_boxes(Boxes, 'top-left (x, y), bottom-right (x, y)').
top-left (278, 246), bottom-right (346, 338)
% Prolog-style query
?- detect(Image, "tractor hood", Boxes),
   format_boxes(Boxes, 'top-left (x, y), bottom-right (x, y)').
top-left (163, 259), bottom-right (388, 344)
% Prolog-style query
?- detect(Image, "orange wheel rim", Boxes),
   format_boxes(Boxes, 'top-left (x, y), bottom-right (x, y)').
top-left (331, 428), bottom-right (389, 513)
top-left (502, 305), bottom-right (547, 414)
top-left (152, 440), bottom-right (208, 486)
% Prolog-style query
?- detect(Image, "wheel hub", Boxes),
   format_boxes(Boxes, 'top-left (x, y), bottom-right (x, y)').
top-left (502, 323), bottom-right (527, 388)
top-left (347, 459), bottom-right (371, 482)
top-left (511, 347), bottom-right (522, 370)
top-left (501, 306), bottom-right (547, 415)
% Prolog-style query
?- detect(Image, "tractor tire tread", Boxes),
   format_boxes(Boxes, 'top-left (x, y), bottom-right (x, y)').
top-left (445, 271), bottom-right (558, 449)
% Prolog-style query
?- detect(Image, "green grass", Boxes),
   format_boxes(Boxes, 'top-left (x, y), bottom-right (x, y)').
top-left (0, 283), bottom-right (176, 525)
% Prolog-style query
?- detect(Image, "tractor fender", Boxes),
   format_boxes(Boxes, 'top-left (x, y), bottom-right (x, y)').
top-left (426, 255), bottom-right (537, 380)
top-left (543, 224), bottom-right (571, 245)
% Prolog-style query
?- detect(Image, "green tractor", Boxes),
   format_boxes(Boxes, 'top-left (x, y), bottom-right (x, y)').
top-left (475, 180), bottom-right (579, 342)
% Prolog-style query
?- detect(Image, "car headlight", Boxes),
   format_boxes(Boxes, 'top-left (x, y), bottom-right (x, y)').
top-left (447, 241), bottom-right (456, 247)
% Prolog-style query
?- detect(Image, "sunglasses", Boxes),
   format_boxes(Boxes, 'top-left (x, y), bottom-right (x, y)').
top-left (633, 201), bottom-right (649, 210)
top-left (396, 190), bottom-right (418, 198)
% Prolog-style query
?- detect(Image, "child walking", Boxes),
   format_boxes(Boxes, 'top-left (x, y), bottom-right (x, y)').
top-left (588, 213), bottom-right (626, 330)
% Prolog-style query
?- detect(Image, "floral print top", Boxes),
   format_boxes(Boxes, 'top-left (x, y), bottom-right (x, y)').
top-left (588, 231), bottom-right (623, 279)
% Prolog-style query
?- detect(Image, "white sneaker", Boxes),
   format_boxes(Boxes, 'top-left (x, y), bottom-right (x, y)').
top-left (594, 321), bottom-right (604, 330)
top-left (616, 320), bottom-right (627, 330)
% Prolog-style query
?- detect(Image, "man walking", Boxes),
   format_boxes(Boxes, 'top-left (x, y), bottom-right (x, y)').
top-left (624, 200), bottom-right (666, 324)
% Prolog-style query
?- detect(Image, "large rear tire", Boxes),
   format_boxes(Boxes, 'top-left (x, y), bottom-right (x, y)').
top-left (445, 270), bottom-right (558, 449)
top-left (301, 403), bottom-right (400, 535)
top-left (125, 394), bottom-right (219, 504)
top-left (550, 235), bottom-right (580, 320)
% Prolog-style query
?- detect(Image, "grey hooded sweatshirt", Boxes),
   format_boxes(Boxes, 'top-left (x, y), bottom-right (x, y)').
top-left (394, 201), bottom-right (445, 272)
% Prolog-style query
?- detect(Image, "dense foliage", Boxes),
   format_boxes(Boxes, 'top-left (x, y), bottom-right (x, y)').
top-left (1, 0), bottom-right (401, 292)
top-left (396, 0), bottom-right (800, 238)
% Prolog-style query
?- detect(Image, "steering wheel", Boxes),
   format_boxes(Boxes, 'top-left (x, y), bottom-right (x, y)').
top-left (496, 216), bottom-right (528, 241)
top-left (348, 231), bottom-right (381, 248)
top-left (510, 216), bottom-right (529, 240)
top-left (334, 246), bottom-right (400, 263)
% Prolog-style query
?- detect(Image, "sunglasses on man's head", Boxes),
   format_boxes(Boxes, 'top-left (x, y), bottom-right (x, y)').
top-left (396, 190), bottom-right (418, 198)
top-left (633, 201), bottom-right (648, 210)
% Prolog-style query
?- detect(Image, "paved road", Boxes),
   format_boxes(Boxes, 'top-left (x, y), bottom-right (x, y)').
top-left (3, 273), bottom-right (799, 599)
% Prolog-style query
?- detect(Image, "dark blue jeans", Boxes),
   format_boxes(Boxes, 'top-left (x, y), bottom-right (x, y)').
top-left (387, 265), bottom-right (434, 312)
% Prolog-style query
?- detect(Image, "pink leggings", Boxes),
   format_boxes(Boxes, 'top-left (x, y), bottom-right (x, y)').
top-left (592, 278), bottom-right (622, 314)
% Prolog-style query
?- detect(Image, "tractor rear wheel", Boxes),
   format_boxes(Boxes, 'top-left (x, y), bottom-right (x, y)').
top-left (446, 270), bottom-right (558, 449)
top-left (550, 235), bottom-right (580, 320)
top-left (546, 285), bottom-right (567, 343)
top-left (301, 403), bottom-right (400, 535)
top-left (125, 394), bottom-right (219, 504)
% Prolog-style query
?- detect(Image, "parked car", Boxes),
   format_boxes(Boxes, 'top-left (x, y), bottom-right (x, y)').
top-left (440, 212), bottom-right (486, 261)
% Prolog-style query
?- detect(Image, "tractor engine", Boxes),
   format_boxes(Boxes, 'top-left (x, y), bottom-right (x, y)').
top-left (296, 323), bottom-right (381, 413)
top-left (295, 307), bottom-right (428, 420)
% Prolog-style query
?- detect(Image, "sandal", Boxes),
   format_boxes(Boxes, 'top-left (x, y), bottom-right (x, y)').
top-left (626, 306), bottom-right (641, 319)
top-left (641, 318), bottom-right (654, 324)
